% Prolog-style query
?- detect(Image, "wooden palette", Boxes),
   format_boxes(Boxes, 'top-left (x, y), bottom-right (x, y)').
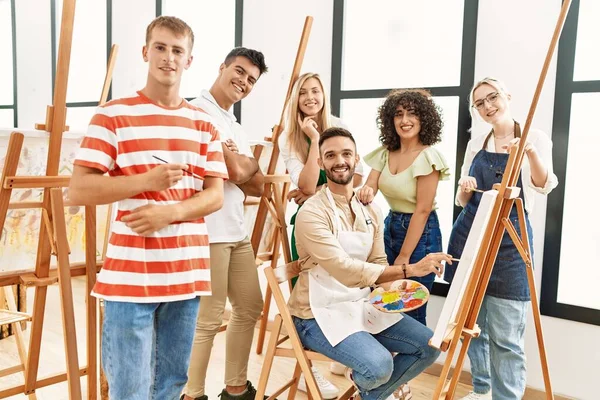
top-left (369, 280), bottom-right (430, 313)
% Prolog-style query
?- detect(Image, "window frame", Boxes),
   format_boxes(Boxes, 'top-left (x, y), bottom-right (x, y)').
top-left (0, 0), bottom-right (18, 127)
top-left (541, 0), bottom-right (600, 326)
top-left (330, 0), bottom-right (479, 297)
top-left (157, 0), bottom-right (244, 121)
top-left (50, 0), bottom-right (111, 125)
top-left (49, 0), bottom-right (244, 123)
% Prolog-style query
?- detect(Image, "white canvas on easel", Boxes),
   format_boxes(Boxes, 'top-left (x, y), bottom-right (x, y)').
top-left (430, 190), bottom-right (498, 349)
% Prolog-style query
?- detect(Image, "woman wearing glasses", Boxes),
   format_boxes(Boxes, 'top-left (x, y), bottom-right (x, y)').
top-left (445, 77), bottom-right (558, 400)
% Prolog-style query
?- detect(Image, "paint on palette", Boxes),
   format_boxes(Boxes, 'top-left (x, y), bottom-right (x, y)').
top-left (368, 280), bottom-right (430, 313)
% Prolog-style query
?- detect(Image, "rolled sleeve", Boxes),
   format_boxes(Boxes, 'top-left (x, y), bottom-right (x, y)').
top-left (455, 139), bottom-right (478, 207)
top-left (278, 133), bottom-right (304, 187)
top-left (528, 131), bottom-right (558, 195)
top-left (295, 206), bottom-right (385, 288)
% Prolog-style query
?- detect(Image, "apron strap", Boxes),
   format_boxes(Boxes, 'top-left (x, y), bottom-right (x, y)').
top-left (483, 120), bottom-right (522, 150)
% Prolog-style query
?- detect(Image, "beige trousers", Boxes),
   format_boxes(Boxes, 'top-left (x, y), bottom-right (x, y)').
top-left (184, 238), bottom-right (263, 396)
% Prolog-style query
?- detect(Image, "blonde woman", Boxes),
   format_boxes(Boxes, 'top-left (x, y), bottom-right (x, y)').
top-left (447, 77), bottom-right (557, 400)
top-left (278, 72), bottom-right (363, 398)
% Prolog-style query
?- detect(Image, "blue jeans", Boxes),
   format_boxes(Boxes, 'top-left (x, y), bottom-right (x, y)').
top-left (293, 316), bottom-right (439, 400)
top-left (102, 298), bottom-right (200, 400)
top-left (384, 210), bottom-right (442, 325)
top-left (468, 295), bottom-right (529, 400)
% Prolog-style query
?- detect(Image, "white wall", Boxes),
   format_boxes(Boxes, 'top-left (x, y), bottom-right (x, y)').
top-left (6, 0), bottom-right (598, 399)
top-left (14, 0), bottom-right (53, 129)
top-left (111, 0), bottom-right (156, 99)
top-left (241, 0), bottom-right (335, 143)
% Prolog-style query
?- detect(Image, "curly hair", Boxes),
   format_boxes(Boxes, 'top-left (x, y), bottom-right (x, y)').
top-left (377, 89), bottom-right (443, 151)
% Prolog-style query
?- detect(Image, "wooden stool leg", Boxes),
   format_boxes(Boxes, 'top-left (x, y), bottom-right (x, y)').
top-left (256, 284), bottom-right (272, 354)
top-left (287, 361), bottom-right (302, 400)
top-left (256, 314), bottom-right (283, 399)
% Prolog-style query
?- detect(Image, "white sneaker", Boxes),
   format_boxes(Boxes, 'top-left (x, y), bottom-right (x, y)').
top-left (460, 391), bottom-right (492, 400)
top-left (330, 361), bottom-right (346, 376)
top-left (389, 383), bottom-right (412, 400)
top-left (297, 366), bottom-right (340, 399)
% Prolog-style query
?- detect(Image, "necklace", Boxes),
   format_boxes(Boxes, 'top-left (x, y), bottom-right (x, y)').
top-left (491, 129), bottom-right (514, 140)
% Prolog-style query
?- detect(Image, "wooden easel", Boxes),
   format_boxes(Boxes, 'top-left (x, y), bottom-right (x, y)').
top-left (0, 1), bottom-right (117, 398)
top-left (249, 16), bottom-right (313, 355)
top-left (433, 1), bottom-right (572, 399)
top-left (97, 44), bottom-right (119, 400)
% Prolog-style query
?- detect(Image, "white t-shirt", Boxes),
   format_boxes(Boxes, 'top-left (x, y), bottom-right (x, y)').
top-left (191, 90), bottom-right (252, 243)
top-left (278, 116), bottom-right (364, 187)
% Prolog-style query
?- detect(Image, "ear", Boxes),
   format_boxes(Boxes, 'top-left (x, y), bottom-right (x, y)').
top-left (218, 63), bottom-right (226, 75)
top-left (317, 156), bottom-right (324, 169)
top-left (184, 54), bottom-right (193, 70)
top-left (355, 153), bottom-right (360, 164)
top-left (142, 45), bottom-right (148, 62)
top-left (506, 93), bottom-right (512, 101)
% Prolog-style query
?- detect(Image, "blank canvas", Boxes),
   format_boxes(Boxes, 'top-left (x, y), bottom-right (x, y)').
top-left (430, 190), bottom-right (498, 349)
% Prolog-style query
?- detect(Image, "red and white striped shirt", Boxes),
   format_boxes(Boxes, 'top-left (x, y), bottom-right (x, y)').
top-left (74, 91), bottom-right (228, 303)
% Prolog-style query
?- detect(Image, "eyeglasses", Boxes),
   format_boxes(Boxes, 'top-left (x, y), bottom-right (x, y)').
top-left (472, 92), bottom-right (500, 110)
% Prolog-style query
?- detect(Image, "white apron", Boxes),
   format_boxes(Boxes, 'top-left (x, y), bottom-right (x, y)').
top-left (308, 188), bottom-right (403, 346)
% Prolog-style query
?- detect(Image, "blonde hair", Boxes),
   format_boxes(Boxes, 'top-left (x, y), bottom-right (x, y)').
top-left (469, 77), bottom-right (511, 121)
top-left (146, 16), bottom-right (194, 51)
top-left (283, 73), bottom-right (333, 163)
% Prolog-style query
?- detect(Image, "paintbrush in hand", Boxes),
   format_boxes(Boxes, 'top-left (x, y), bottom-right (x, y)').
top-left (152, 155), bottom-right (203, 180)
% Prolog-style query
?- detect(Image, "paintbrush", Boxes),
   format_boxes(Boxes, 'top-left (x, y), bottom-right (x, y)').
top-left (152, 155), bottom-right (203, 180)
top-left (468, 188), bottom-right (485, 193)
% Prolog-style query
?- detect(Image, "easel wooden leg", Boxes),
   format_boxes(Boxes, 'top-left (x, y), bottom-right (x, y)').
top-left (504, 198), bottom-right (554, 399)
top-left (99, 301), bottom-right (109, 400)
top-left (257, 195), bottom-right (284, 355)
top-left (3, 287), bottom-right (37, 400)
top-left (0, 134), bottom-right (49, 397)
top-left (50, 188), bottom-right (82, 399)
top-left (249, 18), bottom-right (312, 356)
top-left (256, 181), bottom-right (292, 355)
top-left (434, 200), bottom-right (511, 399)
top-left (433, 329), bottom-right (478, 400)
top-left (85, 206), bottom-right (97, 399)
top-left (447, 334), bottom-right (472, 398)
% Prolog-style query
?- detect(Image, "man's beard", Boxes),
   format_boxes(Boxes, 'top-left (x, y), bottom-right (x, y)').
top-left (324, 163), bottom-right (355, 185)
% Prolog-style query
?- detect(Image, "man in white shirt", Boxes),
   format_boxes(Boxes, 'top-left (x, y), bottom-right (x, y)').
top-left (181, 47), bottom-right (267, 400)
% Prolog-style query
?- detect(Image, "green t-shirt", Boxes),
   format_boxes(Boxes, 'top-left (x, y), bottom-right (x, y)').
top-left (363, 146), bottom-right (450, 213)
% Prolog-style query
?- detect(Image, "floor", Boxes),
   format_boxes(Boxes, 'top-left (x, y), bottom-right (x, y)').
top-left (0, 277), bottom-right (473, 399)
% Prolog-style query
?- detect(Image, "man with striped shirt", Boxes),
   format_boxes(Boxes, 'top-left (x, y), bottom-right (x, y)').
top-left (68, 16), bottom-right (227, 400)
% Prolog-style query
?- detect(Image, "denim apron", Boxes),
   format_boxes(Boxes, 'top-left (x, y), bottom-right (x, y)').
top-left (445, 128), bottom-right (533, 301)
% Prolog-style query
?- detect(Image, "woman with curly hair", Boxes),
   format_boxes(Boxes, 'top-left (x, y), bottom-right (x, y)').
top-left (357, 89), bottom-right (450, 326)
